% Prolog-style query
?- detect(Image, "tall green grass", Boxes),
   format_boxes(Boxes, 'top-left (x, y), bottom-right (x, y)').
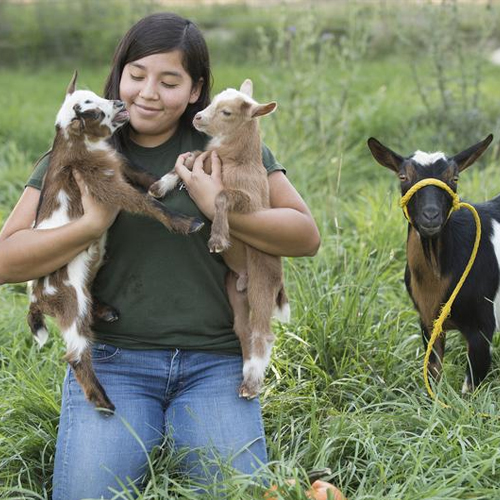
top-left (3, 2), bottom-right (500, 499)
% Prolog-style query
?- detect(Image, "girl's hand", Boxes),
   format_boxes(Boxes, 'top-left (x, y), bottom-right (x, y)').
top-left (73, 170), bottom-right (120, 238)
top-left (175, 151), bottom-right (223, 220)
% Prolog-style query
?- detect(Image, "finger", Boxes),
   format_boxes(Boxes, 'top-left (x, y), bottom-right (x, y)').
top-left (192, 151), bottom-right (211, 174)
top-left (72, 170), bottom-right (89, 195)
top-left (175, 153), bottom-right (193, 182)
top-left (210, 151), bottom-right (222, 180)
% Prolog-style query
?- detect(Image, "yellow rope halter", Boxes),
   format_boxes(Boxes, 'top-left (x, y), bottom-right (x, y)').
top-left (400, 178), bottom-right (482, 409)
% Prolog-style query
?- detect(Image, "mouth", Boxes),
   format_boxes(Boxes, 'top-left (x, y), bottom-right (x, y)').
top-left (113, 109), bottom-right (130, 124)
top-left (192, 119), bottom-right (207, 132)
top-left (418, 224), bottom-right (442, 238)
top-left (134, 103), bottom-right (162, 114)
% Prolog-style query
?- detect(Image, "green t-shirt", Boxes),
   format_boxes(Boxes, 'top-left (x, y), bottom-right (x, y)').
top-left (26, 126), bottom-right (284, 354)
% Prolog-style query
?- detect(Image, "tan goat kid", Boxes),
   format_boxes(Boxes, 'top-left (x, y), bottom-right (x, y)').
top-left (28, 72), bottom-right (203, 414)
top-left (150, 79), bottom-right (289, 398)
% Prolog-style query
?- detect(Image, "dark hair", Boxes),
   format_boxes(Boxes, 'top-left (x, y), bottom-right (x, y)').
top-left (104, 12), bottom-right (212, 151)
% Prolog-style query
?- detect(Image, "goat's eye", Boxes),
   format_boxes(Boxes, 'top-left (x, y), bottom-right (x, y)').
top-left (84, 100), bottom-right (91, 104)
top-left (452, 176), bottom-right (459, 183)
top-left (222, 110), bottom-right (232, 117)
top-left (398, 173), bottom-right (407, 182)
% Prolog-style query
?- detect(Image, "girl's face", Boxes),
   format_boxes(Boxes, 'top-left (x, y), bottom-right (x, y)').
top-left (119, 51), bottom-right (202, 147)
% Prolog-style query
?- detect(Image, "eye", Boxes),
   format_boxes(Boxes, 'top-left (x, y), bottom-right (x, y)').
top-left (222, 110), bottom-right (232, 117)
top-left (398, 173), bottom-right (407, 182)
top-left (452, 175), bottom-right (459, 183)
top-left (130, 75), bottom-right (144, 81)
top-left (84, 100), bottom-right (91, 104)
top-left (161, 83), bottom-right (178, 89)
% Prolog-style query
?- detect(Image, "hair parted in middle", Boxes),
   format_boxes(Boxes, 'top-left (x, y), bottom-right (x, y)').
top-left (103, 12), bottom-right (213, 151)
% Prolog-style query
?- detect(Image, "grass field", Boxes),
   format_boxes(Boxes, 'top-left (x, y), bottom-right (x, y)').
top-left (3, 2), bottom-right (500, 499)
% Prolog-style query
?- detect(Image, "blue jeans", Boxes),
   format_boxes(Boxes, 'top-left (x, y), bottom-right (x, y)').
top-left (52, 345), bottom-right (267, 500)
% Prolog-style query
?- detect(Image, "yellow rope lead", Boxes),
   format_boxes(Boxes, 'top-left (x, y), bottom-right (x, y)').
top-left (400, 178), bottom-right (482, 409)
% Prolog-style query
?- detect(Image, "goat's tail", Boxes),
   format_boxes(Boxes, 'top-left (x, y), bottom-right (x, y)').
top-left (27, 302), bottom-right (49, 347)
top-left (273, 286), bottom-right (291, 323)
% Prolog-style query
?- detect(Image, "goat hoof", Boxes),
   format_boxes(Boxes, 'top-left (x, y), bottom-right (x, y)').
top-left (149, 181), bottom-right (166, 199)
top-left (238, 381), bottom-right (259, 400)
top-left (99, 307), bottom-right (119, 323)
top-left (95, 401), bottom-right (116, 417)
top-left (189, 219), bottom-right (205, 234)
top-left (208, 236), bottom-right (230, 253)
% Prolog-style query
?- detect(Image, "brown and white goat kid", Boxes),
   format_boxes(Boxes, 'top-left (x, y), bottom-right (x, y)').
top-left (149, 80), bottom-right (289, 398)
top-left (28, 72), bottom-right (203, 414)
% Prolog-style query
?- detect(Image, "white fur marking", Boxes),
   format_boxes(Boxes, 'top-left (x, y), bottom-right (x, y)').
top-left (462, 377), bottom-right (471, 395)
top-left (155, 172), bottom-right (180, 196)
top-left (37, 190), bottom-right (70, 230)
top-left (28, 282), bottom-right (37, 303)
top-left (43, 276), bottom-right (57, 295)
top-left (243, 336), bottom-right (273, 383)
top-left (209, 136), bottom-right (224, 149)
top-left (56, 90), bottom-right (113, 128)
top-left (34, 328), bottom-right (49, 347)
top-left (65, 254), bottom-right (91, 318)
top-left (411, 150), bottom-right (446, 166)
top-left (243, 356), bottom-right (268, 382)
top-left (490, 220), bottom-right (500, 330)
top-left (63, 322), bottom-right (89, 361)
top-left (273, 302), bottom-right (291, 323)
top-left (85, 138), bottom-right (111, 152)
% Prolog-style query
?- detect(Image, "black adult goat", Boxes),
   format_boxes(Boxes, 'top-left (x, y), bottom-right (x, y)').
top-left (368, 134), bottom-right (498, 393)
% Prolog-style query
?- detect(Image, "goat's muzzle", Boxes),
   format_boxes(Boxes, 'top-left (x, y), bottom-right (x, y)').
top-left (112, 101), bottom-right (129, 125)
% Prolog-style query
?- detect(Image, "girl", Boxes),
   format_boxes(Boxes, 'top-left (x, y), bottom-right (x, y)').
top-left (0, 13), bottom-right (320, 499)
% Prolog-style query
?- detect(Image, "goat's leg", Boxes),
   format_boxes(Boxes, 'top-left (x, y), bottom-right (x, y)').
top-left (148, 167), bottom-right (181, 198)
top-left (149, 151), bottom-right (206, 198)
top-left (92, 297), bottom-right (119, 323)
top-left (226, 270), bottom-right (252, 361)
top-left (62, 319), bottom-right (115, 414)
top-left (27, 301), bottom-right (49, 347)
top-left (92, 180), bottom-right (204, 235)
top-left (121, 161), bottom-right (159, 191)
top-left (462, 326), bottom-right (494, 394)
top-left (421, 321), bottom-right (446, 381)
top-left (239, 249), bottom-right (282, 399)
top-left (209, 189), bottom-right (252, 253)
top-left (67, 346), bottom-right (115, 415)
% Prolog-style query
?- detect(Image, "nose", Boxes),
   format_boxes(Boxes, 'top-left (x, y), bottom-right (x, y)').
top-left (194, 113), bottom-right (202, 121)
top-left (139, 79), bottom-right (159, 100)
top-left (422, 206), bottom-right (440, 223)
top-left (113, 100), bottom-right (125, 109)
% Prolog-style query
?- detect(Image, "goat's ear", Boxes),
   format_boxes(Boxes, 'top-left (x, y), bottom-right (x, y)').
top-left (367, 137), bottom-right (404, 173)
top-left (451, 134), bottom-right (493, 172)
top-left (66, 70), bottom-right (78, 95)
top-left (240, 79), bottom-right (253, 97)
top-left (251, 101), bottom-right (277, 118)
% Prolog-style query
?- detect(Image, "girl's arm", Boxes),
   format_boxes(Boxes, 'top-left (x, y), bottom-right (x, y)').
top-left (175, 152), bottom-right (321, 257)
top-left (0, 176), bottom-right (118, 284)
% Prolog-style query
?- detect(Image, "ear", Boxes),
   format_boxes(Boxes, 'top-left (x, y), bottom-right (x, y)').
top-left (367, 137), bottom-right (404, 173)
top-left (189, 78), bottom-right (203, 104)
top-left (66, 70), bottom-right (78, 95)
top-left (251, 101), bottom-right (277, 118)
top-left (240, 79), bottom-right (253, 97)
top-left (451, 134), bottom-right (493, 172)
